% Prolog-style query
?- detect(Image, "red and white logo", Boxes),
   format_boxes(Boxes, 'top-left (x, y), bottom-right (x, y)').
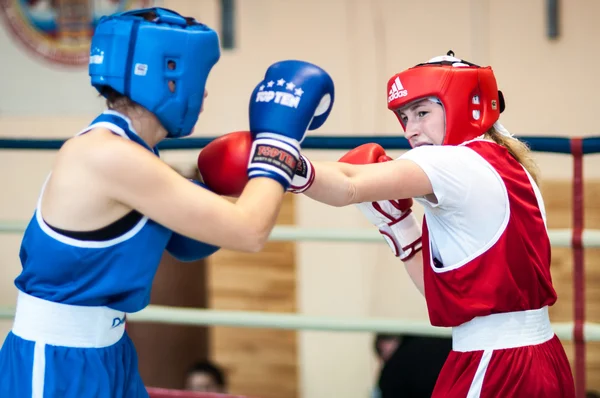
top-left (388, 76), bottom-right (408, 103)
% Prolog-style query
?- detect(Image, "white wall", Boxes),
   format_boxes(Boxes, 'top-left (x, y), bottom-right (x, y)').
top-left (1, 0), bottom-right (600, 397)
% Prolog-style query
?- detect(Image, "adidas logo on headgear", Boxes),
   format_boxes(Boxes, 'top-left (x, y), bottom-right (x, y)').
top-left (388, 76), bottom-right (408, 103)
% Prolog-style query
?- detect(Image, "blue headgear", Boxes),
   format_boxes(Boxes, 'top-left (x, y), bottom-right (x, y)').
top-left (89, 7), bottom-right (220, 138)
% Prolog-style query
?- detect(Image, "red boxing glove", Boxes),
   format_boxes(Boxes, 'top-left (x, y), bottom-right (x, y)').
top-left (197, 131), bottom-right (313, 197)
top-left (197, 131), bottom-right (251, 197)
top-left (338, 142), bottom-right (393, 164)
top-left (339, 144), bottom-right (422, 261)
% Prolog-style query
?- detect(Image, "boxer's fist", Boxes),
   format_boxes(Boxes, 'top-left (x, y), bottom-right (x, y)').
top-left (167, 180), bottom-right (221, 261)
top-left (247, 60), bottom-right (334, 190)
top-left (197, 131), bottom-right (251, 197)
top-left (339, 144), bottom-right (422, 261)
top-left (167, 231), bottom-right (220, 261)
top-left (250, 60), bottom-right (335, 141)
top-left (197, 131), bottom-right (316, 196)
top-left (355, 197), bottom-right (422, 261)
top-left (338, 143), bottom-right (392, 165)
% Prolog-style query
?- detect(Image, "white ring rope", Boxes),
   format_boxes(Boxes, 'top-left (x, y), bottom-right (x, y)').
top-left (1, 222), bottom-right (600, 247)
top-left (0, 223), bottom-right (598, 340)
top-left (0, 305), bottom-right (597, 341)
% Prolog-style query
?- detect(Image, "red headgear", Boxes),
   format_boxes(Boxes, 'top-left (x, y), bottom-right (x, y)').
top-left (387, 52), bottom-right (505, 146)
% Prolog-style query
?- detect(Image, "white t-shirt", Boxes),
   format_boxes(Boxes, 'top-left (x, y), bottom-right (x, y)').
top-left (399, 140), bottom-right (546, 270)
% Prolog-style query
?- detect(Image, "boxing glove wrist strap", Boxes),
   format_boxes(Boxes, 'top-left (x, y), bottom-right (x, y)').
top-left (355, 203), bottom-right (423, 261)
top-left (247, 132), bottom-right (300, 189)
top-left (289, 154), bottom-right (315, 194)
top-left (383, 210), bottom-right (423, 261)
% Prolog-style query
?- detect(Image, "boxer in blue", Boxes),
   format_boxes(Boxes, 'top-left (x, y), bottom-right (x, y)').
top-left (0, 6), bottom-right (334, 397)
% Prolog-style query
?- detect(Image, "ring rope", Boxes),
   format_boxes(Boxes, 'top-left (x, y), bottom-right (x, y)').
top-left (147, 387), bottom-right (252, 398)
top-left (0, 305), bottom-right (599, 342)
top-left (1, 135), bottom-right (600, 153)
top-left (571, 138), bottom-right (586, 396)
top-left (0, 222), bottom-right (600, 247)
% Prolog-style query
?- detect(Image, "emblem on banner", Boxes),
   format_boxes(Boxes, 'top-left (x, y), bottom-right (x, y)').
top-left (0, 0), bottom-right (152, 67)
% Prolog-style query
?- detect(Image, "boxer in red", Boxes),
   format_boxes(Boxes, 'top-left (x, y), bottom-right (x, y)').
top-left (199, 52), bottom-right (576, 398)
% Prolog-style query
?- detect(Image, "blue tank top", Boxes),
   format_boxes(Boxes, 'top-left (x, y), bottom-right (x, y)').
top-left (15, 111), bottom-right (173, 313)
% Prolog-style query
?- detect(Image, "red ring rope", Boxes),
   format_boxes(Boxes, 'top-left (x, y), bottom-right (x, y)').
top-left (147, 387), bottom-right (252, 398)
top-left (570, 137), bottom-right (585, 397)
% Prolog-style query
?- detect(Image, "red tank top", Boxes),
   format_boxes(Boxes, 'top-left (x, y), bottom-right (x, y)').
top-left (422, 140), bottom-right (557, 327)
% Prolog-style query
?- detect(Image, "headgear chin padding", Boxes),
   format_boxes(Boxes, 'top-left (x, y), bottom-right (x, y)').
top-left (89, 7), bottom-right (221, 138)
top-left (387, 51), bottom-right (505, 146)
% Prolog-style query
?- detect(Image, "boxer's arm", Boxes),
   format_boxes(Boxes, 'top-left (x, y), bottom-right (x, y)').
top-left (88, 133), bottom-right (283, 253)
top-left (302, 159), bottom-right (433, 206)
top-left (404, 251), bottom-right (425, 296)
top-left (165, 180), bottom-right (221, 261)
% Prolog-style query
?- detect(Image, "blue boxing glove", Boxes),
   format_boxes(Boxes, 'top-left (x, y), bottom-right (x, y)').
top-left (166, 232), bottom-right (220, 262)
top-left (247, 60), bottom-right (334, 189)
top-left (166, 180), bottom-right (220, 262)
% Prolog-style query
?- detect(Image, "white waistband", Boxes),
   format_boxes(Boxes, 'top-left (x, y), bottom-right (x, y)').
top-left (452, 307), bottom-right (554, 352)
top-left (12, 291), bottom-right (126, 348)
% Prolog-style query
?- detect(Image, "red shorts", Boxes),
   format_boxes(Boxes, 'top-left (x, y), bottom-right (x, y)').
top-left (432, 308), bottom-right (575, 398)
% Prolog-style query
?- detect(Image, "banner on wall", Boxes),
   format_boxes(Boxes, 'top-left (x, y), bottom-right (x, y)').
top-left (0, 0), bottom-right (153, 67)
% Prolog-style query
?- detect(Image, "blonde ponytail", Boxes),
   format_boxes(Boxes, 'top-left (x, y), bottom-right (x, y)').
top-left (485, 127), bottom-right (541, 185)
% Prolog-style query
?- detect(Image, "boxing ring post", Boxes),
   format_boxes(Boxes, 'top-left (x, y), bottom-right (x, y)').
top-left (0, 134), bottom-right (599, 397)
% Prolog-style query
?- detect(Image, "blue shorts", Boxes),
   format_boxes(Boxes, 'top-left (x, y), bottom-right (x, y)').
top-left (0, 292), bottom-right (148, 398)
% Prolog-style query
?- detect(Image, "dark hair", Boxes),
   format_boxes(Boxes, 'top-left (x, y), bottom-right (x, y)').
top-left (373, 333), bottom-right (403, 358)
top-left (187, 360), bottom-right (227, 388)
top-left (139, 9), bottom-right (197, 25)
top-left (97, 86), bottom-right (134, 110)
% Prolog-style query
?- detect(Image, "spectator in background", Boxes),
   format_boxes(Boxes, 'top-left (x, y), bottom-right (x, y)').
top-left (185, 360), bottom-right (228, 393)
top-left (373, 333), bottom-right (452, 398)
